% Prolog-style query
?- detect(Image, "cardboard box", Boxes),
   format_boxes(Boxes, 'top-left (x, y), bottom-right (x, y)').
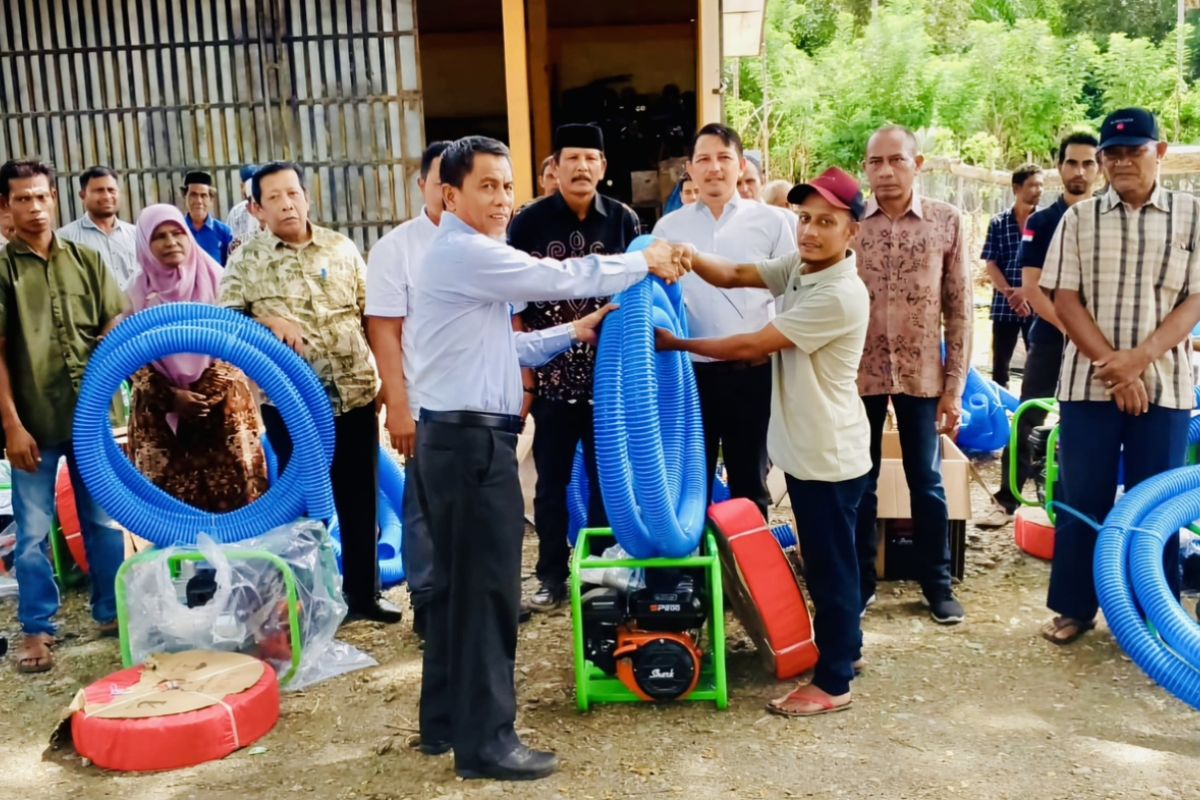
top-left (631, 171), bottom-right (660, 205)
top-left (873, 432), bottom-right (972, 581)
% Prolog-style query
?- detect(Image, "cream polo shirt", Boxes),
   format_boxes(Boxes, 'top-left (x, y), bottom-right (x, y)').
top-left (757, 251), bottom-right (872, 482)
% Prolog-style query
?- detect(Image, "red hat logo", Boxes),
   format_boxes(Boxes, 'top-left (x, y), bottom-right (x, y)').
top-left (1116, 123), bottom-right (1126, 131)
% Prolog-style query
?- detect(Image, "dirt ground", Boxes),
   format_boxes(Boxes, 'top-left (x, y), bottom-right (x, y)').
top-left (4, 455), bottom-right (1200, 800)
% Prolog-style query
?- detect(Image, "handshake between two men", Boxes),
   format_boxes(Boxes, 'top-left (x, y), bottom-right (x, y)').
top-left (569, 239), bottom-right (696, 343)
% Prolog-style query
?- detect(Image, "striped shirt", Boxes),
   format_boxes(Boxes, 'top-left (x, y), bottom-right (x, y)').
top-left (1040, 185), bottom-right (1200, 410)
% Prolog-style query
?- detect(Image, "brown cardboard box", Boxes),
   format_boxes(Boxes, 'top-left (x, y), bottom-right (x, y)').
top-left (631, 171), bottom-right (660, 205)
top-left (873, 432), bottom-right (972, 581)
top-left (657, 157), bottom-right (689, 203)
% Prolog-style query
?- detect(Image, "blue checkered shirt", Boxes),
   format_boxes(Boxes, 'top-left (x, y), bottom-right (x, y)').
top-left (981, 207), bottom-right (1027, 323)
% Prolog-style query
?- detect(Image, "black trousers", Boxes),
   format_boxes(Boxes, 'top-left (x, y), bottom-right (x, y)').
top-left (995, 338), bottom-right (1063, 509)
top-left (855, 395), bottom-right (953, 605)
top-left (991, 318), bottom-right (1031, 388)
top-left (416, 419), bottom-right (524, 768)
top-left (401, 451), bottom-right (434, 610)
top-left (787, 472), bottom-right (868, 696)
top-left (531, 397), bottom-right (606, 585)
top-left (261, 402), bottom-right (380, 607)
top-left (694, 361), bottom-right (772, 518)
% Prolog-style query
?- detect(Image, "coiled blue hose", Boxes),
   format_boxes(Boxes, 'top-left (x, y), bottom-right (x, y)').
top-left (593, 236), bottom-right (707, 559)
top-left (567, 444), bottom-right (589, 547)
top-left (378, 450), bottom-right (407, 586)
top-left (1094, 466), bottom-right (1200, 710)
top-left (73, 303), bottom-right (335, 546)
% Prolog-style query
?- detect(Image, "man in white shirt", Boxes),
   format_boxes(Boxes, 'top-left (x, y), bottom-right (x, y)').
top-left (56, 166), bottom-right (138, 289)
top-left (652, 124), bottom-right (797, 516)
top-left (366, 140), bottom-right (450, 640)
top-left (225, 164), bottom-right (263, 255)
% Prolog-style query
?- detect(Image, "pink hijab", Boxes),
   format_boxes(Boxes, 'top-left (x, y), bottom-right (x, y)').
top-left (130, 204), bottom-right (223, 388)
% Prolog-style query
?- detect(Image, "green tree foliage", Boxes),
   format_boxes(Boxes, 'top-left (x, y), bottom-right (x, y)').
top-left (729, 0), bottom-right (1199, 181)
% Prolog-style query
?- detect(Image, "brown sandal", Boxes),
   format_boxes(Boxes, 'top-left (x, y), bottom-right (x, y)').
top-left (15, 633), bottom-right (55, 673)
top-left (766, 683), bottom-right (852, 717)
top-left (1041, 616), bottom-right (1095, 645)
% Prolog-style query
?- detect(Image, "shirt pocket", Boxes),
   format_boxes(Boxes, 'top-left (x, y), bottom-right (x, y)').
top-left (1157, 245), bottom-right (1192, 299)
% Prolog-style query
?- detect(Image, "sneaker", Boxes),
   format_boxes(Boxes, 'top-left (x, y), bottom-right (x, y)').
top-left (975, 506), bottom-right (1014, 529)
top-left (527, 580), bottom-right (567, 612)
top-left (925, 593), bottom-right (965, 625)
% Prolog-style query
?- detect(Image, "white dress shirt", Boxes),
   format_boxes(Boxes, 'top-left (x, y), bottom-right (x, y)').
top-left (652, 192), bottom-right (797, 360)
top-left (407, 212), bottom-right (649, 416)
top-left (366, 207), bottom-right (441, 417)
top-left (56, 214), bottom-right (138, 289)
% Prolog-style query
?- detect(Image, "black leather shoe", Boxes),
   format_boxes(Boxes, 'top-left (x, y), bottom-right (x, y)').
top-left (456, 745), bottom-right (559, 781)
top-left (416, 739), bottom-right (451, 756)
top-left (346, 596), bottom-right (404, 624)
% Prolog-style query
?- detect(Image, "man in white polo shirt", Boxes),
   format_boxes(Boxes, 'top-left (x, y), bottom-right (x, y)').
top-left (657, 167), bottom-right (871, 717)
top-left (366, 140), bottom-right (450, 640)
top-left (652, 123), bottom-right (796, 517)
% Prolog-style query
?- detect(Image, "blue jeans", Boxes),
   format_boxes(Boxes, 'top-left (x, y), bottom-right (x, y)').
top-left (1051, 401), bottom-right (1189, 621)
top-left (12, 445), bottom-right (124, 635)
top-left (855, 395), bottom-right (953, 605)
top-left (786, 472), bottom-right (868, 696)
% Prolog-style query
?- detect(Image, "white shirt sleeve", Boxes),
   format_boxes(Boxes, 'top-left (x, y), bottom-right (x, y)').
top-left (458, 235), bottom-right (649, 304)
top-left (365, 231), bottom-right (409, 317)
top-left (515, 324), bottom-right (575, 367)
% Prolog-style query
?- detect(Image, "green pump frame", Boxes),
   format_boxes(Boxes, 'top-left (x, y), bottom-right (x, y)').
top-left (114, 547), bottom-right (304, 686)
top-left (1008, 398), bottom-right (1061, 522)
top-left (569, 526), bottom-right (728, 711)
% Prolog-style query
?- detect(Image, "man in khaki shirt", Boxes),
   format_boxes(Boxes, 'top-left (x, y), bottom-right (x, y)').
top-left (221, 161), bottom-right (398, 624)
top-left (657, 167), bottom-right (871, 717)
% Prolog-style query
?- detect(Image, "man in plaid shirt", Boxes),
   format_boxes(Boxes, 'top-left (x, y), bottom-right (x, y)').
top-left (982, 164), bottom-right (1045, 387)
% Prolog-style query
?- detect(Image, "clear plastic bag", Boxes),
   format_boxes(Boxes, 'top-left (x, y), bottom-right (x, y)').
top-left (121, 520), bottom-right (376, 690)
top-left (581, 543), bottom-right (646, 593)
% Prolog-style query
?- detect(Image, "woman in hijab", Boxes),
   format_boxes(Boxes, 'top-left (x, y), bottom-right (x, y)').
top-left (125, 204), bottom-right (267, 511)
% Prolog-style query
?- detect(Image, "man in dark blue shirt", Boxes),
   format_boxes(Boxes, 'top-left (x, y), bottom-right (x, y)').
top-left (508, 124), bottom-right (641, 612)
top-left (982, 164), bottom-right (1044, 388)
top-left (990, 132), bottom-right (1099, 517)
top-left (181, 170), bottom-right (234, 265)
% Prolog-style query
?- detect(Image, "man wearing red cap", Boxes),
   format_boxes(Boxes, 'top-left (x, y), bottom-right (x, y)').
top-left (658, 167), bottom-right (871, 716)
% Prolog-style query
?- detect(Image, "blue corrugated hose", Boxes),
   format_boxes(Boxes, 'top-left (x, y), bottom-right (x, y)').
top-left (1094, 465), bottom-right (1200, 710)
top-left (592, 235), bottom-right (707, 558)
top-left (567, 444), bottom-right (589, 547)
top-left (377, 448), bottom-right (407, 586)
top-left (72, 303), bottom-right (335, 546)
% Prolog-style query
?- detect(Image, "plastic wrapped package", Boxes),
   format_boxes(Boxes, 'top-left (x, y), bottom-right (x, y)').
top-left (580, 544), bottom-right (646, 593)
top-left (120, 520), bottom-right (375, 690)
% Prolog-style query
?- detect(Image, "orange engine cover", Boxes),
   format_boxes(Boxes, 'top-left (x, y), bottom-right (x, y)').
top-left (708, 498), bottom-right (819, 680)
top-left (613, 628), bottom-right (702, 702)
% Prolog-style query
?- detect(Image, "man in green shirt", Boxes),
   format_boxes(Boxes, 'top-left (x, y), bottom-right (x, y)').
top-left (0, 160), bottom-right (127, 673)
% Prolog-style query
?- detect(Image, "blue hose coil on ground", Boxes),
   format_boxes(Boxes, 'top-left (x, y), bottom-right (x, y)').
top-left (593, 236), bottom-right (707, 559)
top-left (73, 303), bottom-right (335, 546)
top-left (712, 468), bottom-right (731, 504)
top-left (1094, 466), bottom-right (1200, 710)
top-left (378, 449), bottom-right (406, 586)
top-left (771, 524), bottom-right (797, 550)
